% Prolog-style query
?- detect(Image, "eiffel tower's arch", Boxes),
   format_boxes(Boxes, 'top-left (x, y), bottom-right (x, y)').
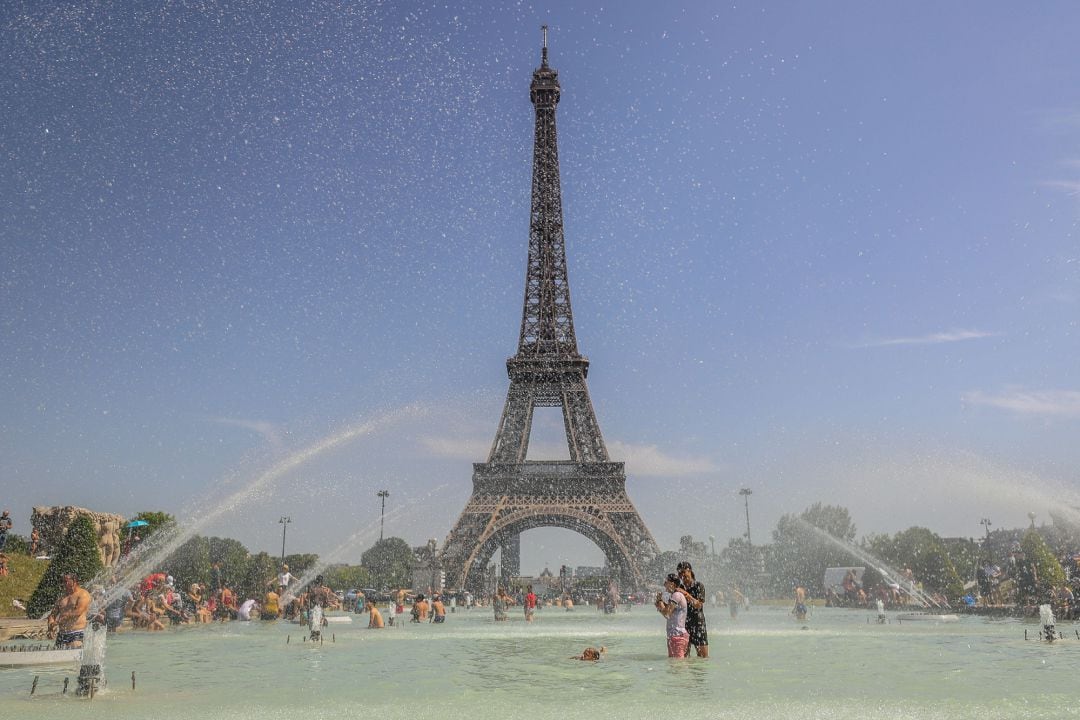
top-left (452, 493), bottom-right (650, 591)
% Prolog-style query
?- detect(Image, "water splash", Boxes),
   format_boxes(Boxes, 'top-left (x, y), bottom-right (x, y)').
top-left (285, 483), bottom-right (451, 600)
top-left (792, 517), bottom-right (944, 609)
top-left (98, 404), bottom-right (428, 608)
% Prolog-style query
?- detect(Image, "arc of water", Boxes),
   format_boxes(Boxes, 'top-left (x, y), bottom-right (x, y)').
top-left (285, 483), bottom-right (451, 602)
top-left (95, 404), bottom-right (429, 610)
top-left (793, 518), bottom-right (945, 609)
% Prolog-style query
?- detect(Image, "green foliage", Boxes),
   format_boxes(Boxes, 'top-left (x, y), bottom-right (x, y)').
top-left (27, 515), bottom-right (104, 618)
top-left (3, 533), bottom-right (30, 555)
top-left (766, 504), bottom-right (858, 595)
top-left (0, 554), bottom-right (48, 617)
top-left (322, 564), bottom-right (372, 591)
top-left (206, 536), bottom-right (250, 590)
top-left (361, 537), bottom-right (414, 590)
top-left (1019, 530), bottom-right (1064, 603)
top-left (240, 552), bottom-right (277, 598)
top-left (150, 536), bottom-right (320, 601)
top-left (802, 503), bottom-right (857, 542)
top-left (865, 527), bottom-right (963, 601)
top-left (128, 511), bottom-right (175, 540)
top-left (166, 535), bottom-right (212, 591)
top-left (283, 553), bottom-right (319, 577)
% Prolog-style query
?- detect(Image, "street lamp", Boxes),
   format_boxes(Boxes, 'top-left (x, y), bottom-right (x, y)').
top-left (278, 516), bottom-right (291, 566)
top-left (1028, 512), bottom-right (1036, 530)
top-left (377, 490), bottom-right (390, 541)
top-left (739, 488), bottom-right (753, 546)
top-left (980, 517), bottom-right (992, 541)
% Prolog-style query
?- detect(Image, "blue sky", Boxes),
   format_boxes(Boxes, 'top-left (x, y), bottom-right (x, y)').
top-left (2, 1), bottom-right (1079, 574)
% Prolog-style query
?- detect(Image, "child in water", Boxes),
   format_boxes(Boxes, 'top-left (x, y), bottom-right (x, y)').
top-left (573, 646), bottom-right (607, 661)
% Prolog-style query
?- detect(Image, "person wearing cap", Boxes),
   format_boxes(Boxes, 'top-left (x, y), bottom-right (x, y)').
top-left (0, 510), bottom-right (12, 552)
top-left (676, 561), bottom-right (709, 658)
top-left (48, 572), bottom-right (92, 648)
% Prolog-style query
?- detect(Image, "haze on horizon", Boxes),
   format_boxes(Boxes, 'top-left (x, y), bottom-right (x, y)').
top-left (3, 1), bottom-right (1079, 575)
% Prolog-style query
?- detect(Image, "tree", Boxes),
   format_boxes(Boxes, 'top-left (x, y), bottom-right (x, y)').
top-left (129, 510), bottom-right (175, 540)
top-left (205, 536), bottom-right (251, 591)
top-left (866, 527), bottom-right (963, 603)
top-left (767, 504), bottom-right (858, 596)
top-left (240, 551), bottom-right (277, 598)
top-left (323, 564), bottom-right (372, 592)
top-left (361, 537), bottom-right (414, 590)
top-left (1019, 530), bottom-right (1064, 604)
top-left (283, 553), bottom-right (319, 577)
top-left (646, 551), bottom-right (680, 585)
top-left (27, 515), bottom-right (104, 618)
top-left (167, 535), bottom-right (212, 591)
top-left (678, 535), bottom-right (707, 556)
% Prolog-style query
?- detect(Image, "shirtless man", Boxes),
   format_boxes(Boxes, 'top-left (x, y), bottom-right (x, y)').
top-left (431, 594), bottom-right (446, 623)
top-left (793, 584), bottom-right (808, 622)
top-left (366, 600), bottom-right (384, 628)
top-left (48, 573), bottom-right (92, 648)
top-left (308, 576), bottom-right (339, 609)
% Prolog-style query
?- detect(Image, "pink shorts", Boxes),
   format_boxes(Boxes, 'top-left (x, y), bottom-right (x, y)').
top-left (667, 633), bottom-right (689, 658)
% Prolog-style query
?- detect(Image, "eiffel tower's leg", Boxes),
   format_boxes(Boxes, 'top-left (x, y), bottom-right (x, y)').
top-left (501, 534), bottom-right (520, 585)
top-left (561, 382), bottom-right (609, 463)
top-left (488, 384), bottom-right (535, 464)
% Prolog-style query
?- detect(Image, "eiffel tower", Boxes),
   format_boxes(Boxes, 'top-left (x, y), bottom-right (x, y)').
top-left (440, 28), bottom-right (660, 593)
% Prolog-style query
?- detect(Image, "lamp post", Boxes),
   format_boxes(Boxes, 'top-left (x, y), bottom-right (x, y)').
top-left (980, 517), bottom-right (992, 541)
top-left (739, 488), bottom-right (753, 546)
top-left (1027, 512), bottom-right (1036, 530)
top-left (377, 490), bottom-right (390, 541)
top-left (278, 516), bottom-right (291, 566)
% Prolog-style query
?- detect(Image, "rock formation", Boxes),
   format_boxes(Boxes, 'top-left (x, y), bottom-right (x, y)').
top-left (31, 506), bottom-right (125, 568)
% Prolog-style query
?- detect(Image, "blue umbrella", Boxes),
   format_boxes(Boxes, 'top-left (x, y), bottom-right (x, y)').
top-left (126, 520), bottom-right (149, 528)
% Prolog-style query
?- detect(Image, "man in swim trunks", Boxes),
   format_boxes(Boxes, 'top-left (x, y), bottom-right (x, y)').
top-left (49, 572), bottom-right (92, 648)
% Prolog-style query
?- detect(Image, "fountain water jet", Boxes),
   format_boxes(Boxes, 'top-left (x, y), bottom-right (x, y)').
top-left (792, 517), bottom-right (946, 609)
top-left (96, 404), bottom-right (429, 610)
top-left (284, 483), bottom-right (451, 603)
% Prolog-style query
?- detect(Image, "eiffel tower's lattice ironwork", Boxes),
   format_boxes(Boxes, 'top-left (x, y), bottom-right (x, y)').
top-left (440, 29), bottom-right (659, 592)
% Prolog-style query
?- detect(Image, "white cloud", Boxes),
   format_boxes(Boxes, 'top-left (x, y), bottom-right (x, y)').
top-left (1040, 179), bottom-right (1080, 196)
top-left (963, 388), bottom-right (1080, 418)
top-left (607, 440), bottom-right (717, 476)
top-left (209, 417), bottom-right (283, 446)
top-left (855, 329), bottom-right (998, 348)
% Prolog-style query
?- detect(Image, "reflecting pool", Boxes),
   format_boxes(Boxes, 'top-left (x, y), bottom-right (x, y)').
top-left (2, 604), bottom-right (1078, 719)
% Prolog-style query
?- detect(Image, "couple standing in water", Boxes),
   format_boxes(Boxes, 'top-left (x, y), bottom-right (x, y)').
top-left (654, 561), bottom-right (709, 658)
